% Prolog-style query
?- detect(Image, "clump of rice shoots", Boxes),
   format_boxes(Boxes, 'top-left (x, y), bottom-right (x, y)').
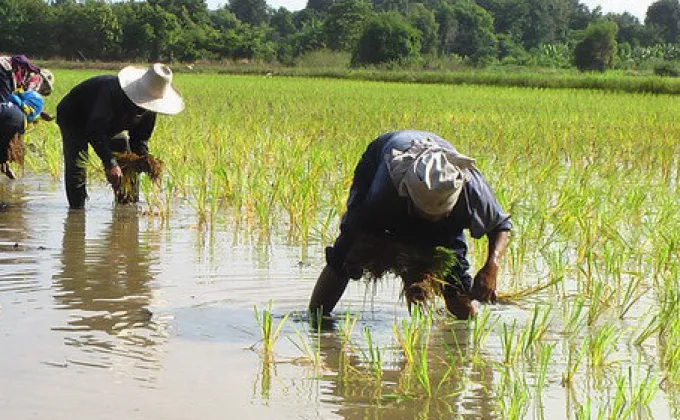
top-left (345, 234), bottom-right (459, 309)
top-left (113, 152), bottom-right (163, 204)
top-left (1, 133), bottom-right (24, 179)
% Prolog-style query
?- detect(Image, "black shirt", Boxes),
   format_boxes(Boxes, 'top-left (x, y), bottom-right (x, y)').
top-left (57, 75), bottom-right (157, 169)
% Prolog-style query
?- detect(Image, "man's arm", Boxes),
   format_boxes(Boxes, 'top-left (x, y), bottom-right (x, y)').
top-left (129, 112), bottom-right (156, 156)
top-left (470, 229), bottom-right (510, 302)
top-left (328, 138), bottom-right (382, 274)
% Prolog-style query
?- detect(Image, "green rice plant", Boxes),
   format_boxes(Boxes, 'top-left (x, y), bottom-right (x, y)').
top-left (587, 281), bottom-right (614, 326)
top-left (469, 307), bottom-right (499, 351)
top-left (562, 297), bottom-right (587, 336)
top-left (633, 313), bottom-right (661, 346)
top-left (587, 324), bottom-right (621, 368)
top-left (521, 304), bottom-right (552, 352)
top-left (496, 367), bottom-right (530, 420)
top-left (500, 320), bottom-right (521, 365)
top-left (253, 300), bottom-right (289, 355)
top-left (535, 342), bottom-right (554, 395)
top-left (362, 326), bottom-right (383, 383)
top-left (617, 273), bottom-right (647, 319)
top-left (289, 312), bottom-right (323, 369)
top-left (394, 308), bottom-right (432, 367)
top-left (562, 339), bottom-right (587, 387)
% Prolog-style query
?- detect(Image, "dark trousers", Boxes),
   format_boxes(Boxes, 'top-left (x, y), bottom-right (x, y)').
top-left (59, 124), bottom-right (129, 209)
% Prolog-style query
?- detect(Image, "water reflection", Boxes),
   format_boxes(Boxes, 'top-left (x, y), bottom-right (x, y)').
top-left (0, 181), bottom-right (39, 293)
top-left (310, 317), bottom-right (497, 419)
top-left (52, 208), bottom-right (164, 371)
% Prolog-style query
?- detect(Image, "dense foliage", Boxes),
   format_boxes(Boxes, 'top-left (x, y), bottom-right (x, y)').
top-left (3, 0), bottom-right (680, 71)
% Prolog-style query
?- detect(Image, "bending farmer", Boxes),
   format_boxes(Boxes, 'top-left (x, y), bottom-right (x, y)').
top-left (308, 130), bottom-right (511, 319)
top-left (56, 63), bottom-right (184, 209)
top-left (0, 91), bottom-right (44, 179)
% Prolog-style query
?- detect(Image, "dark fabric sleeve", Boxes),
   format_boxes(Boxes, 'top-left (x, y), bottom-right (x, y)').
top-left (129, 112), bottom-right (156, 156)
top-left (86, 89), bottom-right (117, 170)
top-left (330, 138), bottom-right (384, 269)
top-left (465, 168), bottom-right (512, 239)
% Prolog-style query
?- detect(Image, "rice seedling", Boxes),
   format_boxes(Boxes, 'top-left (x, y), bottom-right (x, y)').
top-left (469, 307), bottom-right (498, 352)
top-left (253, 300), bottom-right (289, 356)
top-left (495, 367), bottom-right (530, 420)
top-left (289, 313), bottom-right (323, 369)
top-left (587, 324), bottom-right (621, 369)
top-left (521, 304), bottom-right (552, 352)
top-left (362, 326), bottom-right (383, 384)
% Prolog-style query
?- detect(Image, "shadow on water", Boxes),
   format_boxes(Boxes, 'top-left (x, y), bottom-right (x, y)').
top-left (51, 207), bottom-right (166, 371)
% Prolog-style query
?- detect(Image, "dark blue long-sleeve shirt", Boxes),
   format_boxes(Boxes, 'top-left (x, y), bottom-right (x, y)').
top-left (332, 130), bottom-right (511, 284)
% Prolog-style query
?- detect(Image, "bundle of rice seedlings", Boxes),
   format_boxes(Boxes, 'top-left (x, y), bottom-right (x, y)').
top-left (344, 233), bottom-right (460, 308)
top-left (1, 133), bottom-right (24, 179)
top-left (7, 133), bottom-right (23, 165)
top-left (113, 152), bottom-right (163, 204)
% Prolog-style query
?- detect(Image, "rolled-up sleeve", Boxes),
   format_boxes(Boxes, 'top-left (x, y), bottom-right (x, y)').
top-left (465, 169), bottom-right (511, 239)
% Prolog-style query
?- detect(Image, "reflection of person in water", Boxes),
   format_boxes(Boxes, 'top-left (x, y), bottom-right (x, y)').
top-left (312, 319), bottom-right (496, 418)
top-left (53, 208), bottom-right (160, 350)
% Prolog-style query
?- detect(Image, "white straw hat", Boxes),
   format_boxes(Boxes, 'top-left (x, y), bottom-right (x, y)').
top-left (118, 63), bottom-right (184, 115)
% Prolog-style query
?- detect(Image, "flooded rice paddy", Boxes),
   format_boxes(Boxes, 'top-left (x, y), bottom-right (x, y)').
top-left (0, 175), bottom-right (674, 419)
top-left (3, 74), bottom-right (680, 419)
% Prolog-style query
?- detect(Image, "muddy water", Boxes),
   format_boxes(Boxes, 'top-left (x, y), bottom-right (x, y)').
top-left (0, 176), bottom-right (673, 419)
top-left (0, 176), bottom-right (415, 419)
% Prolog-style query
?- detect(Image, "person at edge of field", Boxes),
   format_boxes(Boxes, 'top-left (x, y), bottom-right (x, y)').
top-left (0, 55), bottom-right (54, 100)
top-left (0, 90), bottom-right (44, 179)
top-left (308, 130), bottom-right (511, 319)
top-left (56, 63), bottom-right (184, 209)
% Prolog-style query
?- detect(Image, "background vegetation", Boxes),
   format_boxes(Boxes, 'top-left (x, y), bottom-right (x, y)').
top-left (5, 0), bottom-right (680, 73)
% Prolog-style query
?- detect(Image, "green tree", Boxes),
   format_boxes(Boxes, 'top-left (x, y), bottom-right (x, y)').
top-left (351, 11), bottom-right (421, 66)
top-left (436, 1), bottom-right (497, 62)
top-left (521, 0), bottom-right (570, 49)
top-left (324, 0), bottom-right (372, 51)
top-left (291, 17), bottom-right (327, 56)
top-left (573, 20), bottom-right (618, 71)
top-left (148, 0), bottom-right (211, 24)
top-left (271, 7), bottom-right (296, 38)
top-left (114, 2), bottom-right (157, 61)
top-left (604, 12), bottom-right (644, 47)
top-left (407, 3), bottom-right (439, 55)
top-left (307, 0), bottom-right (334, 14)
top-left (645, 0), bottom-right (680, 43)
top-left (54, 1), bottom-right (122, 60)
top-left (475, 0), bottom-right (528, 41)
top-left (229, 0), bottom-right (271, 26)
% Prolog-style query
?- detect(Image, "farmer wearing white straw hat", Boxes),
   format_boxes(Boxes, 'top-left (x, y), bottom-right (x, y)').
top-left (309, 130), bottom-right (511, 319)
top-left (56, 63), bottom-right (183, 209)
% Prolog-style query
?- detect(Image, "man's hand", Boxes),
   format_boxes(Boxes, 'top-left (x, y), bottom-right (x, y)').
top-left (471, 230), bottom-right (509, 303)
top-left (39, 111), bottom-right (55, 122)
top-left (470, 264), bottom-right (497, 303)
top-left (107, 166), bottom-right (123, 192)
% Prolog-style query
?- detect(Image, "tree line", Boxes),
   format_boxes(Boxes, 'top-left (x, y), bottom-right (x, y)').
top-left (2, 0), bottom-right (680, 71)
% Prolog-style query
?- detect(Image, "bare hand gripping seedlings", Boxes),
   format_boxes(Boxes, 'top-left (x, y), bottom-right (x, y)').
top-left (309, 130), bottom-right (512, 320)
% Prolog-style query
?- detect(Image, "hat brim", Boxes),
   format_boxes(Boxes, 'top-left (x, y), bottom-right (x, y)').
top-left (118, 66), bottom-right (184, 116)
